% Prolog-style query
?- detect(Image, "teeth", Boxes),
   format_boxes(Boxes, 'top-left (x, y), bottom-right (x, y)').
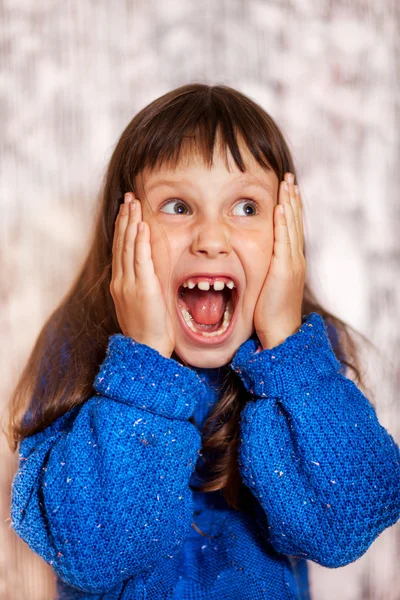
top-left (178, 299), bottom-right (233, 337)
top-left (181, 278), bottom-right (236, 290)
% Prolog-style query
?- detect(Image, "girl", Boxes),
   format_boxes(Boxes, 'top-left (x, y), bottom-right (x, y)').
top-left (6, 83), bottom-right (400, 600)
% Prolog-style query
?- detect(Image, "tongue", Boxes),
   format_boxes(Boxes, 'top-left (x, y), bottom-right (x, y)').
top-left (181, 288), bottom-right (226, 325)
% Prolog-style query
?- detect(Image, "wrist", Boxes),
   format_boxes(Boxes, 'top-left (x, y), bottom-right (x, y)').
top-left (232, 313), bottom-right (341, 398)
top-left (127, 335), bottom-right (173, 359)
top-left (153, 341), bottom-right (174, 359)
top-left (258, 319), bottom-right (303, 350)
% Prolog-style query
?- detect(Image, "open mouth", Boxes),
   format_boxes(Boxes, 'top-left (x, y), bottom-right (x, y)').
top-left (176, 277), bottom-right (238, 340)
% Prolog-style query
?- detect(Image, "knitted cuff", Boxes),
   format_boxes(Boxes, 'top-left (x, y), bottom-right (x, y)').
top-left (230, 312), bottom-right (341, 398)
top-left (93, 334), bottom-right (207, 420)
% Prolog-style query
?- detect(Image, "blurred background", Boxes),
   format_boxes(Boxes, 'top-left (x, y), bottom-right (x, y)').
top-left (1, 0), bottom-right (399, 599)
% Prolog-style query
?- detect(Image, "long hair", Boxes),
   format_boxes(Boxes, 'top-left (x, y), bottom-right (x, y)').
top-left (3, 83), bottom-right (377, 527)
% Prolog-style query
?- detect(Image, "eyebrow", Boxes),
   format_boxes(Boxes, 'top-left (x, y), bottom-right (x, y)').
top-left (145, 178), bottom-right (192, 193)
top-left (145, 176), bottom-right (273, 194)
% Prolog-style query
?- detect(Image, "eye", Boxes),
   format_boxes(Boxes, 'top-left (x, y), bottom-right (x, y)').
top-left (232, 199), bottom-right (259, 217)
top-left (159, 198), bottom-right (260, 216)
top-left (160, 199), bottom-right (191, 215)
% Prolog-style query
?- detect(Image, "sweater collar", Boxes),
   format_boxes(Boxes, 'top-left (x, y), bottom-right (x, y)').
top-left (191, 365), bottom-right (228, 392)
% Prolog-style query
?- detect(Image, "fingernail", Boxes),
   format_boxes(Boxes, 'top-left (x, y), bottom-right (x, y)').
top-left (287, 173), bottom-right (294, 184)
top-left (284, 182), bottom-right (289, 191)
top-left (279, 205), bottom-right (285, 215)
top-left (130, 200), bottom-right (136, 210)
top-left (124, 193), bottom-right (132, 203)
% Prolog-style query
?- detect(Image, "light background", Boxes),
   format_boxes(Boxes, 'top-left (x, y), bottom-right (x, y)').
top-left (1, 1), bottom-right (399, 599)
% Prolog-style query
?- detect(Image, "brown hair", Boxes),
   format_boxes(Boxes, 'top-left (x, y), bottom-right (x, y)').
top-left (3, 83), bottom-right (377, 533)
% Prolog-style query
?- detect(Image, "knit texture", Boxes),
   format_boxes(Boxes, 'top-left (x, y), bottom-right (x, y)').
top-left (10, 312), bottom-right (400, 599)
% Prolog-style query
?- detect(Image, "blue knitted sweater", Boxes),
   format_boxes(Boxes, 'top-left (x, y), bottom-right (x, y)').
top-left (10, 313), bottom-right (400, 599)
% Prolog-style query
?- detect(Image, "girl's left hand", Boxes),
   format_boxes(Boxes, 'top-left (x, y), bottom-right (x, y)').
top-left (254, 172), bottom-right (306, 350)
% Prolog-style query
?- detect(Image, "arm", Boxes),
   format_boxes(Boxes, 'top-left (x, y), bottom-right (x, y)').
top-left (11, 334), bottom-right (206, 593)
top-left (231, 312), bottom-right (400, 568)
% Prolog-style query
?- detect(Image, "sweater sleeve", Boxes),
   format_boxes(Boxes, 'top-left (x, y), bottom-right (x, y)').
top-left (10, 334), bottom-right (206, 594)
top-left (230, 312), bottom-right (400, 568)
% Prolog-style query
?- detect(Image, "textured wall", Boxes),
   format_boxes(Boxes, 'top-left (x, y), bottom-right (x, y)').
top-left (1, 1), bottom-right (399, 599)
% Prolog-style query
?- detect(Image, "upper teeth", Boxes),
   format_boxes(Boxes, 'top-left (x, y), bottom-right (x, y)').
top-left (182, 279), bottom-right (235, 291)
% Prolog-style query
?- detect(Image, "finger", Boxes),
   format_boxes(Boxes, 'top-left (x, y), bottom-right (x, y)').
top-left (294, 185), bottom-right (304, 253)
top-left (284, 173), bottom-right (300, 247)
top-left (274, 188), bottom-right (292, 263)
top-left (280, 180), bottom-right (298, 259)
top-left (122, 193), bottom-right (140, 280)
top-left (285, 172), bottom-right (296, 199)
top-left (134, 218), bottom-right (157, 285)
top-left (285, 173), bottom-right (304, 256)
top-left (112, 195), bottom-right (131, 282)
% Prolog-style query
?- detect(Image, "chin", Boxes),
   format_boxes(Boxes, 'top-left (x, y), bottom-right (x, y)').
top-left (173, 327), bottom-right (251, 369)
top-left (174, 348), bottom-right (235, 369)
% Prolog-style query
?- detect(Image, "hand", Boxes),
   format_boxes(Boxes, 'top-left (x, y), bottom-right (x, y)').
top-left (254, 172), bottom-right (306, 350)
top-left (110, 193), bottom-right (175, 359)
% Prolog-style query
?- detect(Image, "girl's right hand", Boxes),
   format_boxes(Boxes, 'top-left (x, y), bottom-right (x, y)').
top-left (110, 193), bottom-right (175, 359)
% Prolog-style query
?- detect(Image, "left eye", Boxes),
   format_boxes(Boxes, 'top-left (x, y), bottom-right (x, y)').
top-left (160, 199), bottom-right (259, 216)
top-left (232, 200), bottom-right (258, 216)
top-left (160, 200), bottom-right (190, 215)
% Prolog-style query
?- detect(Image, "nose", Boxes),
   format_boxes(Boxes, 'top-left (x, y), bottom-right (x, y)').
top-left (190, 221), bottom-right (231, 258)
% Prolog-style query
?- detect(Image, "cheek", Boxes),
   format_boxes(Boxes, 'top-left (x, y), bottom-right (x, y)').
top-left (147, 223), bottom-right (184, 283)
top-left (243, 232), bottom-right (274, 266)
top-left (147, 224), bottom-right (169, 274)
top-left (255, 234), bottom-right (274, 257)
top-left (240, 233), bottom-right (274, 295)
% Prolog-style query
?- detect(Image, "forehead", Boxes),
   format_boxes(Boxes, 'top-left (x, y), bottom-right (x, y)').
top-left (139, 137), bottom-right (276, 193)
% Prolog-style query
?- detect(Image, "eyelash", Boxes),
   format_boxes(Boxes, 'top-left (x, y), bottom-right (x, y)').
top-left (160, 198), bottom-right (260, 216)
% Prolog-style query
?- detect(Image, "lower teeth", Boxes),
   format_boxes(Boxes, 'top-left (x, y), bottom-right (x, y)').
top-left (179, 299), bottom-right (233, 337)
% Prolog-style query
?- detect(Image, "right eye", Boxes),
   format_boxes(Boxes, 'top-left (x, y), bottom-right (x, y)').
top-left (160, 199), bottom-right (191, 215)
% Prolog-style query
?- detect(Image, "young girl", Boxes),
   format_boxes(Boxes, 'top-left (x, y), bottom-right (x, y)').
top-left (6, 83), bottom-right (400, 600)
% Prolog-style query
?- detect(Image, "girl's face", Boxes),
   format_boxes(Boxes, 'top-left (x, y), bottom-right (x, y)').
top-left (135, 141), bottom-right (279, 368)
